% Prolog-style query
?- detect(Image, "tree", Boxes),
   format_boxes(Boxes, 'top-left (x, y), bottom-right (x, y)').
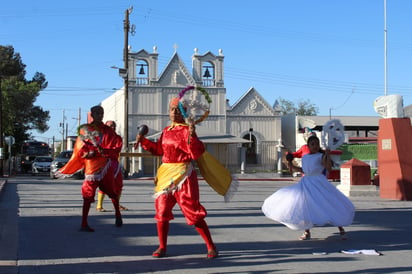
top-left (0, 45), bottom-right (50, 151)
top-left (277, 97), bottom-right (319, 116)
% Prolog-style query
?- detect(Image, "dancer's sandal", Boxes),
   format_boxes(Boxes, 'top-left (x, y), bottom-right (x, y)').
top-left (299, 231), bottom-right (311, 240)
top-left (96, 208), bottom-right (107, 212)
top-left (152, 248), bottom-right (166, 258)
top-left (206, 249), bottom-right (219, 259)
top-left (119, 205), bottom-right (128, 211)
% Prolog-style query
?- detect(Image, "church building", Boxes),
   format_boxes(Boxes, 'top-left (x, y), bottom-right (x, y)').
top-left (101, 47), bottom-right (282, 176)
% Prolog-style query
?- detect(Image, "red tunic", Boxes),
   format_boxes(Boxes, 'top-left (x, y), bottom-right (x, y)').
top-left (141, 123), bottom-right (207, 225)
top-left (57, 123), bottom-right (123, 201)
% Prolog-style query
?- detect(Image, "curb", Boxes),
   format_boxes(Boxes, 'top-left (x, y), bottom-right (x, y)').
top-left (129, 177), bottom-right (294, 182)
top-left (0, 180), bottom-right (6, 195)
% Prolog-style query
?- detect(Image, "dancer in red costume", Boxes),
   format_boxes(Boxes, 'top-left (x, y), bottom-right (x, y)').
top-left (285, 128), bottom-right (316, 174)
top-left (289, 144), bottom-right (310, 159)
top-left (134, 97), bottom-right (218, 259)
top-left (96, 120), bottom-right (127, 212)
top-left (56, 106), bottom-right (123, 232)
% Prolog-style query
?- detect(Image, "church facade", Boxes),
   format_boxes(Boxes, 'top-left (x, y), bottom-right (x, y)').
top-left (101, 47), bottom-right (282, 176)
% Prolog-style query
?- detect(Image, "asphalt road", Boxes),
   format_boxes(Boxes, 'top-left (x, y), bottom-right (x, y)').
top-left (1, 174), bottom-right (412, 274)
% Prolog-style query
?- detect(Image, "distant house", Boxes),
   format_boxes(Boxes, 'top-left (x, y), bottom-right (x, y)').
top-left (281, 114), bottom-right (380, 153)
top-left (403, 104), bottom-right (412, 117)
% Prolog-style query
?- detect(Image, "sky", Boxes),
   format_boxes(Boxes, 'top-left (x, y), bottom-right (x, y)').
top-left (1, 0), bottom-right (412, 143)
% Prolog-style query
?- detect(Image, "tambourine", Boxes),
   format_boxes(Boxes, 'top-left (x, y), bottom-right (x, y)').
top-left (178, 85), bottom-right (212, 125)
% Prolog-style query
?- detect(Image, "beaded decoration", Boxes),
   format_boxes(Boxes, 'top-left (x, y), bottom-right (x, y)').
top-left (78, 124), bottom-right (103, 147)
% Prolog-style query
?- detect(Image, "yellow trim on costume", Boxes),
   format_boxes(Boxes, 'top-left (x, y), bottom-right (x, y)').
top-left (168, 122), bottom-right (188, 130)
top-left (154, 162), bottom-right (190, 194)
top-left (197, 151), bottom-right (232, 195)
top-left (197, 151), bottom-right (237, 202)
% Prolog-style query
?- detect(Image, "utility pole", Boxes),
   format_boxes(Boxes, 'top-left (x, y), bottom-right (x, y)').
top-left (122, 6), bottom-right (133, 177)
top-left (78, 107), bottom-right (81, 128)
top-left (60, 110), bottom-right (65, 152)
top-left (65, 123), bottom-right (68, 150)
top-left (52, 136), bottom-right (55, 156)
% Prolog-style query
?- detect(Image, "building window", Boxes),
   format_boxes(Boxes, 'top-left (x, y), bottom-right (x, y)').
top-left (243, 131), bottom-right (257, 164)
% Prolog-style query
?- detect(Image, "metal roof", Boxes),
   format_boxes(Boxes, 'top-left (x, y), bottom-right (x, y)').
top-left (298, 116), bottom-right (380, 129)
top-left (143, 125), bottom-right (250, 144)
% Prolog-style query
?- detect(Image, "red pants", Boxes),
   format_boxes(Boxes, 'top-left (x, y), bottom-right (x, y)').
top-left (82, 160), bottom-right (123, 202)
top-left (155, 171), bottom-right (207, 225)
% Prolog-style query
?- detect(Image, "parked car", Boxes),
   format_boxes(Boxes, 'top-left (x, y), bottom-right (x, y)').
top-left (50, 150), bottom-right (83, 179)
top-left (32, 156), bottom-right (53, 175)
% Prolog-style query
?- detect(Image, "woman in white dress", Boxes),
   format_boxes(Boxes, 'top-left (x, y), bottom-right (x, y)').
top-left (262, 135), bottom-right (355, 240)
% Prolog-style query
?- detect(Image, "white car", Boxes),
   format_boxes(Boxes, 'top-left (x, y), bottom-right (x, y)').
top-left (32, 156), bottom-right (53, 175)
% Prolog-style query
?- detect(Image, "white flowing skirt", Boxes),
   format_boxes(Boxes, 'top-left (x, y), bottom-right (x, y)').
top-left (262, 175), bottom-right (355, 230)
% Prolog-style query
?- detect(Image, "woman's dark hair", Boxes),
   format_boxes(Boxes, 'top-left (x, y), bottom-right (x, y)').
top-left (307, 135), bottom-right (325, 154)
top-left (307, 135), bottom-right (319, 145)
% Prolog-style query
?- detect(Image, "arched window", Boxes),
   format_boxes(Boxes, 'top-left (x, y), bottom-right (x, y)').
top-left (243, 131), bottom-right (257, 164)
top-left (202, 62), bottom-right (214, 87)
top-left (136, 60), bottom-right (148, 85)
